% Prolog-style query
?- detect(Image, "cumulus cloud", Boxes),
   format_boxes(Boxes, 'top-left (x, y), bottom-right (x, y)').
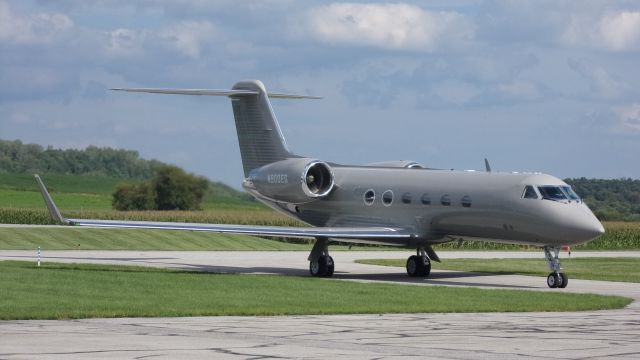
top-left (563, 10), bottom-right (640, 51)
top-left (0, 1), bottom-right (73, 45)
top-left (305, 3), bottom-right (475, 51)
top-left (616, 103), bottom-right (640, 133)
top-left (158, 21), bottom-right (216, 59)
top-left (103, 28), bottom-right (147, 59)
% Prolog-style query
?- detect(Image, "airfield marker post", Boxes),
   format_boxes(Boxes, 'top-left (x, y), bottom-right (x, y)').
top-left (37, 246), bottom-right (41, 267)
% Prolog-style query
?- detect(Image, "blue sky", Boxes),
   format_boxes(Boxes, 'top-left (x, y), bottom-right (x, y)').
top-left (1, 0), bottom-right (639, 187)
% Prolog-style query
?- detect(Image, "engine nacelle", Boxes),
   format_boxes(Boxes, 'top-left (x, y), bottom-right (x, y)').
top-left (366, 160), bottom-right (424, 169)
top-left (246, 158), bottom-right (335, 203)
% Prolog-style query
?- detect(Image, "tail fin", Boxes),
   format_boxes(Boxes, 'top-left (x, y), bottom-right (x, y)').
top-left (112, 80), bottom-right (320, 177)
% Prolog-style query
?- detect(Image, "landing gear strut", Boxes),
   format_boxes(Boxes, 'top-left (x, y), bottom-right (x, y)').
top-left (544, 246), bottom-right (568, 288)
top-left (308, 237), bottom-right (334, 277)
top-left (406, 247), bottom-right (432, 277)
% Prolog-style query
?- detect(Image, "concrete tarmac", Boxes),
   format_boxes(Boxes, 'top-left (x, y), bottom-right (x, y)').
top-left (1, 250), bottom-right (639, 359)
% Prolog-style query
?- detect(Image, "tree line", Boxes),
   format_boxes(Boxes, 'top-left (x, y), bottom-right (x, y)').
top-left (0, 139), bottom-right (164, 179)
top-left (565, 178), bottom-right (640, 221)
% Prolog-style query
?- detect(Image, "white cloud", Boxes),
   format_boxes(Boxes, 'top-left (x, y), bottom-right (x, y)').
top-left (103, 28), bottom-right (147, 59)
top-left (159, 21), bottom-right (216, 59)
top-left (0, 1), bottom-right (73, 45)
top-left (563, 10), bottom-right (640, 51)
top-left (600, 11), bottom-right (640, 50)
top-left (616, 103), bottom-right (640, 133)
top-left (305, 3), bottom-right (474, 51)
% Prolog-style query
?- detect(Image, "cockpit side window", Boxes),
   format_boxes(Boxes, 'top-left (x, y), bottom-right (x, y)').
top-left (522, 185), bottom-right (538, 199)
top-left (561, 186), bottom-right (580, 200)
top-left (537, 186), bottom-right (568, 201)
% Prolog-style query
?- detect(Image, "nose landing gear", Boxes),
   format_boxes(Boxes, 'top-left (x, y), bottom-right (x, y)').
top-left (544, 246), bottom-right (568, 288)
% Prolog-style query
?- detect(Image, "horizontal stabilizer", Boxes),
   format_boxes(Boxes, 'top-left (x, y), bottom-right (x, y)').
top-left (111, 88), bottom-right (322, 99)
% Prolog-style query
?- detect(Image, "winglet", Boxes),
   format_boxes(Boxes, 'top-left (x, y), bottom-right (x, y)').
top-left (34, 174), bottom-right (68, 225)
top-left (484, 158), bottom-right (492, 173)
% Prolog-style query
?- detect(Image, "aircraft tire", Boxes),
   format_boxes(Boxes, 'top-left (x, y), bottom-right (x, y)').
top-left (309, 257), bottom-right (327, 277)
top-left (420, 256), bottom-right (431, 277)
top-left (558, 272), bottom-right (568, 288)
top-left (324, 256), bottom-right (335, 277)
top-left (406, 255), bottom-right (420, 277)
top-left (547, 273), bottom-right (559, 288)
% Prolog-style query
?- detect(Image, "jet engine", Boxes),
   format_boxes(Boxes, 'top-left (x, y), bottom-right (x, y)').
top-left (246, 158), bottom-right (335, 203)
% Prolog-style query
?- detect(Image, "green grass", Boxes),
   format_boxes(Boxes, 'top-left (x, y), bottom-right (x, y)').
top-left (0, 227), bottom-right (312, 250)
top-left (0, 261), bottom-right (631, 320)
top-left (0, 173), bottom-right (264, 211)
top-left (0, 189), bottom-right (112, 210)
top-left (0, 173), bottom-right (134, 195)
top-left (357, 258), bottom-right (640, 283)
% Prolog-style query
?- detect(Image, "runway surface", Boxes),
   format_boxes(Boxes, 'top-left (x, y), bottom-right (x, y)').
top-left (1, 250), bottom-right (639, 359)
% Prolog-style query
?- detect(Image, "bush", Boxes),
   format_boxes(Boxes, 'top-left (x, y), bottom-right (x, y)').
top-left (112, 165), bottom-right (208, 211)
top-left (112, 183), bottom-right (155, 211)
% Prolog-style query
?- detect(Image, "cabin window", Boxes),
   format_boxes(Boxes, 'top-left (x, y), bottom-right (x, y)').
top-left (537, 186), bottom-right (567, 201)
top-left (522, 185), bottom-right (538, 199)
top-left (382, 190), bottom-right (394, 206)
top-left (421, 193), bottom-right (431, 205)
top-left (364, 189), bottom-right (375, 205)
top-left (402, 192), bottom-right (412, 204)
top-left (461, 195), bottom-right (472, 207)
top-left (440, 194), bottom-right (451, 206)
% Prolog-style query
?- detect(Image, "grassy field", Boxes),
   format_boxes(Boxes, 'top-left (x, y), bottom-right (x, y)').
top-left (0, 173), bottom-right (264, 211)
top-left (356, 257), bottom-right (640, 283)
top-left (0, 261), bottom-right (631, 320)
top-left (0, 227), bottom-right (312, 250)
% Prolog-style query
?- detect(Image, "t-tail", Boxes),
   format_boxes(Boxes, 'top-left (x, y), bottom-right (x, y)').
top-left (111, 80), bottom-right (321, 177)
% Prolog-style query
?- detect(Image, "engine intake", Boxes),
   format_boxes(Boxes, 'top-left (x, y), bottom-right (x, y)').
top-left (246, 158), bottom-right (335, 203)
top-left (303, 161), bottom-right (334, 197)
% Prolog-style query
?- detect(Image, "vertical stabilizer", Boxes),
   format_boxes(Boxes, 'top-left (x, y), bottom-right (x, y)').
top-left (230, 80), bottom-right (296, 176)
top-left (111, 80), bottom-right (320, 177)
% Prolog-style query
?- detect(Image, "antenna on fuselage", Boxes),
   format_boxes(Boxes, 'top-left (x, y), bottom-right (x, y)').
top-left (484, 158), bottom-right (492, 172)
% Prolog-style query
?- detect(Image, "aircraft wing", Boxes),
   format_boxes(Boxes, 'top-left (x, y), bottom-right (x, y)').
top-left (64, 218), bottom-right (411, 239)
top-left (33, 175), bottom-right (413, 240)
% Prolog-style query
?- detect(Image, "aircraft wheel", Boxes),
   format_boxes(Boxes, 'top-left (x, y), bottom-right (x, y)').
top-left (310, 257), bottom-right (327, 277)
top-left (420, 256), bottom-right (431, 277)
top-left (406, 255), bottom-right (421, 277)
top-left (324, 256), bottom-right (335, 278)
top-left (547, 272), bottom-right (559, 288)
top-left (558, 272), bottom-right (568, 288)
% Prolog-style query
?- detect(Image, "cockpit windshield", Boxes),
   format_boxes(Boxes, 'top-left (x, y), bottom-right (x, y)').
top-left (561, 186), bottom-right (580, 200)
top-left (537, 186), bottom-right (567, 201)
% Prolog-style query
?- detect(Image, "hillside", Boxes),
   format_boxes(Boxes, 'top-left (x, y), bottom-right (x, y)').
top-left (0, 139), bottom-right (255, 209)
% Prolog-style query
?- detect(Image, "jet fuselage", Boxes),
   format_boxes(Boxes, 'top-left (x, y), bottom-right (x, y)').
top-left (246, 165), bottom-right (604, 247)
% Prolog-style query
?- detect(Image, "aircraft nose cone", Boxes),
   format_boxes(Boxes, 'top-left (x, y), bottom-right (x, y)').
top-left (573, 212), bottom-right (605, 243)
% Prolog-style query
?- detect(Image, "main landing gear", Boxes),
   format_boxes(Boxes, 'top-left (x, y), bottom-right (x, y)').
top-left (544, 246), bottom-right (568, 288)
top-left (308, 237), bottom-right (334, 277)
top-left (406, 246), bottom-right (435, 277)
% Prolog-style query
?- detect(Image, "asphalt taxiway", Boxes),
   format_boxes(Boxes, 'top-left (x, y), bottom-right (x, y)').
top-left (1, 250), bottom-right (639, 359)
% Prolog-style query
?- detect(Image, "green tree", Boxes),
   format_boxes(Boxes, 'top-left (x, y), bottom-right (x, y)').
top-left (153, 165), bottom-right (209, 210)
top-left (112, 183), bottom-right (156, 211)
top-left (112, 165), bottom-right (208, 211)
